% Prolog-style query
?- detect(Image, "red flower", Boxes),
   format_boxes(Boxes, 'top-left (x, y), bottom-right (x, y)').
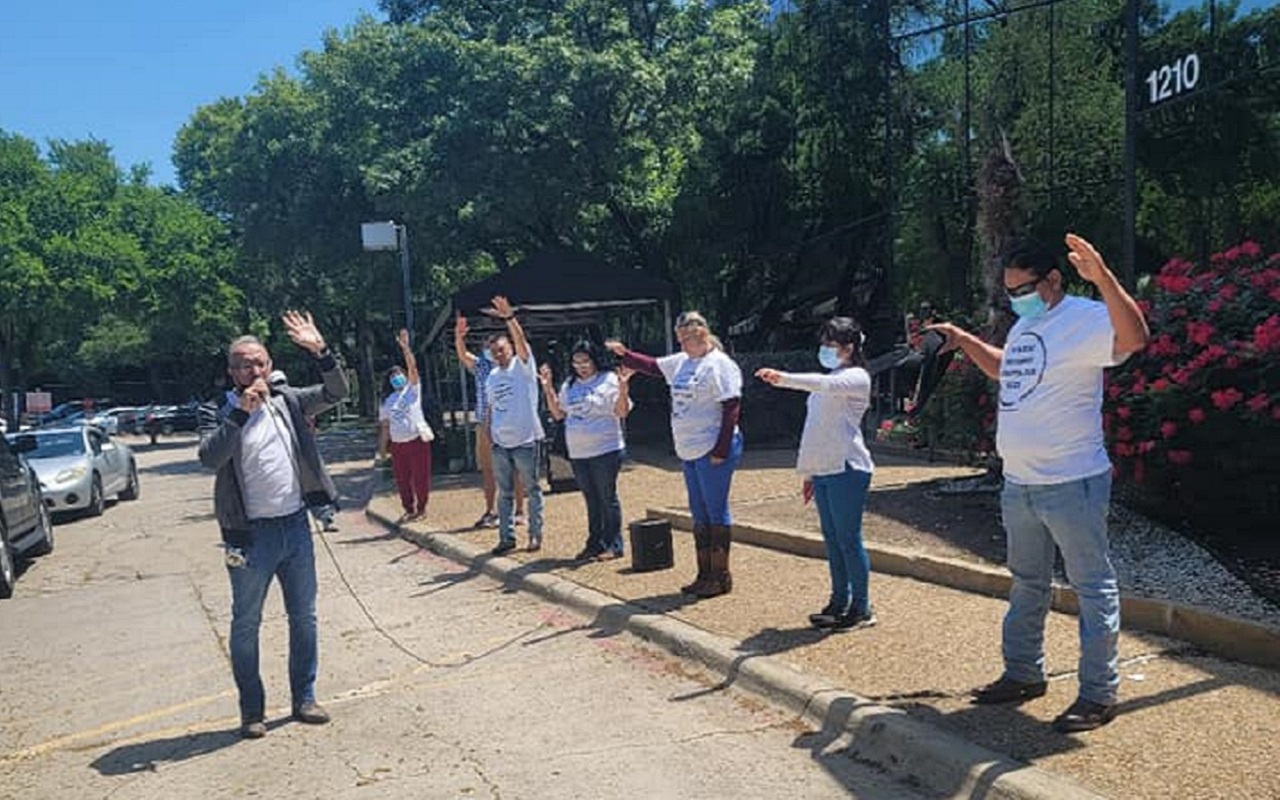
top-left (1253, 315), bottom-right (1280, 353)
top-left (1138, 440), bottom-right (1156, 454)
top-left (1207, 299), bottom-right (1223, 313)
top-left (1116, 426), bottom-right (1133, 442)
top-left (1239, 240), bottom-right (1263, 258)
top-left (1116, 405), bottom-right (1132, 419)
top-left (1246, 393), bottom-right (1270, 414)
top-left (1160, 421), bottom-right (1178, 439)
top-left (1107, 382), bottom-right (1124, 399)
top-left (1151, 378), bottom-right (1170, 392)
top-left (1211, 388), bottom-right (1244, 411)
top-left (1219, 283), bottom-right (1239, 301)
top-left (1188, 408), bottom-right (1206, 424)
top-left (1167, 450), bottom-right (1194, 465)
top-left (1115, 442), bottom-right (1135, 457)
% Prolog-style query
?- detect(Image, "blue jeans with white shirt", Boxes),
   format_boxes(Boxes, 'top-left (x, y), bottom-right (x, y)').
top-left (681, 432), bottom-right (743, 526)
top-left (999, 471), bottom-right (1119, 705)
top-left (812, 465), bottom-right (873, 616)
top-left (227, 507), bottom-right (318, 722)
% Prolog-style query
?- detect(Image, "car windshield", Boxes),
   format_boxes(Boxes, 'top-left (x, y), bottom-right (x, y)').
top-left (24, 432), bottom-right (86, 458)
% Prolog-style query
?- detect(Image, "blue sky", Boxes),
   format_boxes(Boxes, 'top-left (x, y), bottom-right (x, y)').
top-left (0, 1), bottom-right (377, 187)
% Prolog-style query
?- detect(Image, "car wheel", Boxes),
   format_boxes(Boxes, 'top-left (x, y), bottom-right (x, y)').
top-left (0, 521), bottom-right (15, 599)
top-left (87, 475), bottom-right (105, 517)
top-left (119, 462), bottom-right (140, 501)
top-left (28, 503), bottom-right (53, 557)
top-left (161, 422), bottom-right (174, 435)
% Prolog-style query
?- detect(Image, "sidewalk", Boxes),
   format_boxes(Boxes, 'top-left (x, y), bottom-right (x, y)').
top-left (360, 448), bottom-right (1280, 799)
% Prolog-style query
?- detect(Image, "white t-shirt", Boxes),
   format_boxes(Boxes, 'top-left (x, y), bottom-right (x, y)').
top-left (227, 390), bottom-right (305, 520)
top-left (379, 382), bottom-right (433, 443)
top-left (775, 367), bottom-right (874, 478)
top-left (997, 295), bottom-right (1122, 485)
top-left (657, 349), bottom-right (742, 461)
top-left (485, 353), bottom-right (545, 448)
top-left (558, 371), bottom-right (626, 460)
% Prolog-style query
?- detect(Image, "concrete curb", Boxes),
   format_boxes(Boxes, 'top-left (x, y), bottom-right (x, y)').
top-left (647, 507), bottom-right (1280, 670)
top-left (367, 506), bottom-right (1107, 800)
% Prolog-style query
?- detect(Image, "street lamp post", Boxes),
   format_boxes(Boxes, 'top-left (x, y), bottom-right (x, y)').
top-left (360, 220), bottom-right (413, 341)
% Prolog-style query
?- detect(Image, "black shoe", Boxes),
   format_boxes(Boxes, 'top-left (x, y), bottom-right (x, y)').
top-left (808, 603), bottom-right (843, 629)
top-left (575, 547), bottom-right (603, 561)
top-left (491, 540), bottom-right (516, 556)
top-left (1052, 698), bottom-right (1117, 732)
top-left (241, 719), bottom-right (267, 739)
top-left (829, 609), bottom-right (877, 631)
top-left (970, 676), bottom-right (1049, 705)
top-left (293, 701), bottom-right (331, 725)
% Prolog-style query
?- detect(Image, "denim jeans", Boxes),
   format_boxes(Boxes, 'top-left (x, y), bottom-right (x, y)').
top-left (812, 465), bottom-right (873, 616)
top-left (681, 432), bottom-right (743, 527)
top-left (571, 449), bottom-right (624, 556)
top-left (227, 507), bottom-right (318, 722)
top-left (492, 442), bottom-right (544, 545)
top-left (1000, 471), bottom-right (1120, 705)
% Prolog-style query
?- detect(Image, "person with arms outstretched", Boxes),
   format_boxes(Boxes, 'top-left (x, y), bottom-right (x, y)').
top-left (927, 234), bottom-right (1148, 733)
top-left (378, 328), bottom-right (434, 523)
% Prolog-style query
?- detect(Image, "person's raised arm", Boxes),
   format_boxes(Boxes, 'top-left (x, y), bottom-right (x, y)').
top-left (604, 340), bottom-right (662, 378)
top-left (454, 312), bottom-right (478, 373)
top-left (539, 364), bottom-right (565, 421)
top-left (397, 328), bottom-right (420, 386)
top-left (486, 296), bottom-right (531, 363)
top-left (614, 366), bottom-right (634, 418)
top-left (1065, 233), bottom-right (1149, 359)
top-left (924, 322), bottom-right (1004, 381)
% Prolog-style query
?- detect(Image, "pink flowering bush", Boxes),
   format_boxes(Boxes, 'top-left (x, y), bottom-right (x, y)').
top-left (1104, 241), bottom-right (1280, 535)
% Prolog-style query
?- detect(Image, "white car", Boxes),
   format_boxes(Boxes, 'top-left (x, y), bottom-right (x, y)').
top-left (6, 426), bottom-right (140, 516)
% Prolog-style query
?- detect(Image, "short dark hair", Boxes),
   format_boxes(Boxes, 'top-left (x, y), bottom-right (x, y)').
top-left (485, 332), bottom-right (511, 347)
top-left (1000, 238), bottom-right (1060, 279)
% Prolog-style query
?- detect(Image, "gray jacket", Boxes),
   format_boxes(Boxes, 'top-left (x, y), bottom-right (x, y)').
top-left (198, 350), bottom-right (349, 546)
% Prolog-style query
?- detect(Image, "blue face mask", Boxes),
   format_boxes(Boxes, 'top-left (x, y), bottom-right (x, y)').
top-left (1009, 292), bottom-right (1048, 320)
top-left (818, 345), bottom-right (843, 370)
top-left (390, 374), bottom-right (408, 391)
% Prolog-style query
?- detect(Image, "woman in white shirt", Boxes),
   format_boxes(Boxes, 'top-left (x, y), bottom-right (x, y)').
top-left (377, 329), bottom-right (434, 524)
top-left (606, 311), bottom-right (743, 598)
top-left (539, 341), bottom-right (633, 561)
top-left (756, 317), bottom-right (876, 631)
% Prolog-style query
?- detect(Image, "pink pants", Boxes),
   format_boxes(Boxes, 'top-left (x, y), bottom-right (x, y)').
top-left (390, 438), bottom-right (433, 515)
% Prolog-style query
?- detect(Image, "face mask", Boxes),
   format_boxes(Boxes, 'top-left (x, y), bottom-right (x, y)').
top-left (390, 374), bottom-right (408, 391)
top-left (818, 345), bottom-right (843, 370)
top-left (1009, 292), bottom-right (1048, 320)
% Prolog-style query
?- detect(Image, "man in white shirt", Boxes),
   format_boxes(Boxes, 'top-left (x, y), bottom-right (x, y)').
top-left (479, 296), bottom-right (545, 555)
top-left (198, 311), bottom-right (348, 739)
top-left (928, 234), bottom-right (1148, 733)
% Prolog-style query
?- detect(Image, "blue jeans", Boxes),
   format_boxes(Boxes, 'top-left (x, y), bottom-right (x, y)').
top-left (681, 432), bottom-right (743, 527)
top-left (227, 507), bottom-right (318, 721)
top-left (493, 442), bottom-right (544, 545)
top-left (571, 450), bottom-right (624, 556)
top-left (1000, 471), bottom-right (1119, 705)
top-left (812, 465), bottom-right (873, 616)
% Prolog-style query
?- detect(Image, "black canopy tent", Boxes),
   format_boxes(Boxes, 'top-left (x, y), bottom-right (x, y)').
top-left (423, 250), bottom-right (677, 472)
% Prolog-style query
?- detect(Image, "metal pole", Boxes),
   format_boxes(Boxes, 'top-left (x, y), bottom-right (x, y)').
top-left (1122, 0), bottom-right (1139, 287)
top-left (398, 224), bottom-right (414, 340)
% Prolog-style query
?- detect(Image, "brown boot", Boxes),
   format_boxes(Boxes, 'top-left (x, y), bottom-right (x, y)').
top-left (681, 524), bottom-right (713, 595)
top-left (695, 524), bottom-right (733, 598)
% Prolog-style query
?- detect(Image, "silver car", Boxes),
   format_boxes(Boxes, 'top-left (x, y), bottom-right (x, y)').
top-left (7, 426), bottom-right (140, 516)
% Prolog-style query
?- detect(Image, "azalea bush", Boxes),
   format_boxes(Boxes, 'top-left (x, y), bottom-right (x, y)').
top-left (1104, 241), bottom-right (1280, 536)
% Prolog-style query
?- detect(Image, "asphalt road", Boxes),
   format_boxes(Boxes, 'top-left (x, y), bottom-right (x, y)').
top-left (0, 432), bottom-right (927, 799)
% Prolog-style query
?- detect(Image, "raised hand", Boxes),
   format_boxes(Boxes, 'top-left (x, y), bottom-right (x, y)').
top-left (1065, 233), bottom-right (1109, 285)
top-left (603, 339), bottom-right (627, 356)
top-left (282, 310), bottom-right (325, 354)
top-left (923, 322), bottom-right (966, 354)
top-left (454, 312), bottom-right (469, 339)
top-left (616, 365), bottom-right (635, 384)
top-left (538, 363), bottom-right (553, 387)
top-left (397, 328), bottom-right (410, 350)
top-left (485, 295), bottom-right (515, 318)
top-left (755, 367), bottom-right (782, 385)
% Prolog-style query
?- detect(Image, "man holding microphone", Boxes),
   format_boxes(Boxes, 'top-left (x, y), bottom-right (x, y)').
top-left (198, 310), bottom-right (348, 739)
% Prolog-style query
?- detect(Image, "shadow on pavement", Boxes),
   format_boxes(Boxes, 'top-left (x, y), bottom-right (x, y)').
top-left (89, 722), bottom-right (286, 775)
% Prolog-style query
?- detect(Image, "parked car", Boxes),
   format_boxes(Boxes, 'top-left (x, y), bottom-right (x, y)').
top-left (6, 426), bottom-right (139, 517)
top-left (106, 406), bottom-right (147, 435)
top-left (143, 402), bottom-right (201, 439)
top-left (0, 432), bottom-right (54, 598)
